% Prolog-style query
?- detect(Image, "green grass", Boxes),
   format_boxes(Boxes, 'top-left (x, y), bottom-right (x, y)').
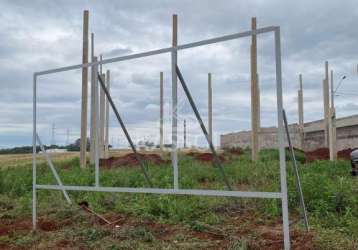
top-left (0, 149), bottom-right (357, 249)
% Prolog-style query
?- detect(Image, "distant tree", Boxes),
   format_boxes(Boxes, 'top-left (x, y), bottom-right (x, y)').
top-left (145, 141), bottom-right (154, 149)
top-left (0, 146), bottom-right (41, 154)
top-left (66, 138), bottom-right (90, 151)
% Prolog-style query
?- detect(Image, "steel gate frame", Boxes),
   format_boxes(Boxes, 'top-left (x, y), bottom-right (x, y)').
top-left (32, 25), bottom-right (290, 249)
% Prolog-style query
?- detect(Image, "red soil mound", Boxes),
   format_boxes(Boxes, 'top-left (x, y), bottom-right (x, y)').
top-left (226, 148), bottom-right (243, 155)
top-left (195, 153), bottom-right (226, 162)
top-left (38, 219), bottom-right (59, 231)
top-left (305, 147), bottom-right (354, 162)
top-left (305, 148), bottom-right (329, 162)
top-left (100, 153), bottom-right (167, 168)
top-left (337, 148), bottom-right (354, 160)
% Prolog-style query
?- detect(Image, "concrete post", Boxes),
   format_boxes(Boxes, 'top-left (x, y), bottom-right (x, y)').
top-left (80, 10), bottom-right (89, 168)
top-left (104, 70), bottom-right (110, 159)
top-left (208, 73), bottom-right (213, 144)
top-left (160, 72), bottom-right (164, 153)
top-left (298, 74), bottom-right (304, 149)
top-left (329, 69), bottom-right (336, 160)
top-left (90, 33), bottom-right (96, 164)
top-left (323, 61), bottom-right (330, 147)
top-left (250, 17), bottom-right (259, 161)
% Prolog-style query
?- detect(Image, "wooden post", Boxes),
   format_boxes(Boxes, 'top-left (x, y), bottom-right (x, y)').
top-left (80, 10), bottom-right (89, 168)
top-left (298, 74), bottom-right (304, 149)
top-left (160, 72), bottom-right (164, 153)
top-left (90, 33), bottom-right (96, 164)
top-left (250, 17), bottom-right (259, 161)
top-left (208, 73), bottom-right (213, 144)
top-left (329, 69), bottom-right (336, 160)
top-left (323, 61), bottom-right (330, 147)
top-left (104, 70), bottom-right (110, 159)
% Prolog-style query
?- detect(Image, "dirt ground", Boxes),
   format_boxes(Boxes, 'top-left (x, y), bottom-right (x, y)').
top-left (0, 207), bottom-right (314, 250)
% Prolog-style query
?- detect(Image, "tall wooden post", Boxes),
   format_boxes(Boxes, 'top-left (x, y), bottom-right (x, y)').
top-left (90, 33), bottom-right (96, 164)
top-left (80, 10), bottom-right (89, 168)
top-left (208, 73), bottom-right (213, 144)
top-left (329, 69), bottom-right (336, 160)
top-left (250, 17), bottom-right (259, 161)
top-left (104, 70), bottom-right (110, 159)
top-left (160, 72), bottom-right (164, 153)
top-left (298, 74), bottom-right (304, 149)
top-left (323, 61), bottom-right (330, 147)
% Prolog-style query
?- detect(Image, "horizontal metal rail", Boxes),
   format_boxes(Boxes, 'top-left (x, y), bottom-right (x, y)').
top-left (35, 26), bottom-right (276, 76)
top-left (36, 184), bottom-right (282, 199)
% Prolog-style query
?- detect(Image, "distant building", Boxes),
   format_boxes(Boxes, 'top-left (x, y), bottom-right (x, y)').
top-left (221, 114), bottom-right (358, 151)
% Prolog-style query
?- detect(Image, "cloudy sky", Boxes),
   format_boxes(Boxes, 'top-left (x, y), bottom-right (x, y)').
top-left (0, 0), bottom-right (357, 148)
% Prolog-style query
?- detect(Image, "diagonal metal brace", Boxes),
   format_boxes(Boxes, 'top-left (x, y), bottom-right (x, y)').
top-left (97, 73), bottom-right (153, 187)
top-left (176, 66), bottom-right (233, 190)
top-left (36, 134), bottom-right (72, 204)
top-left (282, 109), bottom-right (309, 231)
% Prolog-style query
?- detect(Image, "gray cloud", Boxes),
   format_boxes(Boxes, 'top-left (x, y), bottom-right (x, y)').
top-left (0, 0), bottom-right (357, 147)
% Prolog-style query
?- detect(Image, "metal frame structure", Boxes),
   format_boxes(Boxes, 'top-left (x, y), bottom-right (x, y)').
top-left (33, 25), bottom-right (290, 249)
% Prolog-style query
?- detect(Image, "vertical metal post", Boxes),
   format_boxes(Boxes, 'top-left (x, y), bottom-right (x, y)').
top-left (99, 73), bottom-right (106, 158)
top-left (208, 73), bottom-right (213, 144)
top-left (184, 120), bottom-right (187, 148)
top-left (250, 17), bottom-right (259, 161)
top-left (329, 70), bottom-right (336, 160)
top-left (160, 72), bottom-right (164, 153)
top-left (172, 14), bottom-right (178, 190)
top-left (32, 73), bottom-right (37, 230)
top-left (95, 63), bottom-right (100, 187)
top-left (90, 33), bottom-right (96, 164)
top-left (104, 70), bottom-right (110, 158)
top-left (298, 74), bottom-right (304, 149)
top-left (274, 27), bottom-right (290, 250)
top-left (323, 61), bottom-right (330, 147)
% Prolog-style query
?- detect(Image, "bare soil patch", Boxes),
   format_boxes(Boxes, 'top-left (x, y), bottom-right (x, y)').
top-left (187, 152), bottom-right (226, 163)
top-left (305, 147), bottom-right (353, 162)
top-left (100, 153), bottom-right (168, 168)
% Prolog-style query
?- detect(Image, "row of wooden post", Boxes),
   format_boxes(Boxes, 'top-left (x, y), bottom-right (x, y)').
top-left (80, 10), bottom-right (111, 168)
